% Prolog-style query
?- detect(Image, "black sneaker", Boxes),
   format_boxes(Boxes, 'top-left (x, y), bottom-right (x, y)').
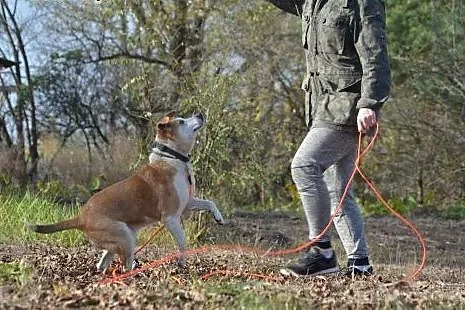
top-left (280, 247), bottom-right (339, 277)
top-left (342, 265), bottom-right (374, 277)
top-left (342, 257), bottom-right (374, 277)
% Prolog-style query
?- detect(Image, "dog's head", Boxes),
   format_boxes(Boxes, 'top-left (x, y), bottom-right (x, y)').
top-left (155, 111), bottom-right (205, 154)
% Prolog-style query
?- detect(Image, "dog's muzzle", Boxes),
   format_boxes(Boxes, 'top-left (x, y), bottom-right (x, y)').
top-left (191, 113), bottom-right (205, 132)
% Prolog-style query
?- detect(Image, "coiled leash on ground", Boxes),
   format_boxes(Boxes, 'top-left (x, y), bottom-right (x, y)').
top-left (99, 123), bottom-right (427, 285)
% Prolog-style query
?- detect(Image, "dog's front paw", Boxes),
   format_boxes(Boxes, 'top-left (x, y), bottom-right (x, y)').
top-left (214, 212), bottom-right (225, 225)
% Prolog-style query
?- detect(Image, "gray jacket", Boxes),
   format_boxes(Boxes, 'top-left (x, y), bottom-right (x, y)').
top-left (268, 0), bottom-right (391, 130)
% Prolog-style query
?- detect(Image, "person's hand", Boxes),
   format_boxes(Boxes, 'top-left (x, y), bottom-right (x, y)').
top-left (357, 108), bottom-right (377, 133)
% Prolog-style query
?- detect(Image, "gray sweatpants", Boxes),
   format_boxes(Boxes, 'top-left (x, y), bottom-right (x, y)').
top-left (291, 127), bottom-right (368, 260)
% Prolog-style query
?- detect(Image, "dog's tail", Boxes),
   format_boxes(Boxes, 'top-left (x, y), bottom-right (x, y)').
top-left (28, 218), bottom-right (80, 234)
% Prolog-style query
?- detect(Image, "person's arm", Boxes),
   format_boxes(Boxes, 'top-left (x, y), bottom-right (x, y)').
top-left (266, 0), bottom-right (305, 16)
top-left (354, 0), bottom-right (391, 112)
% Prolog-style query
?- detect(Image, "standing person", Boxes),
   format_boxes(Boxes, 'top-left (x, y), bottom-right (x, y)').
top-left (266, 0), bottom-right (391, 277)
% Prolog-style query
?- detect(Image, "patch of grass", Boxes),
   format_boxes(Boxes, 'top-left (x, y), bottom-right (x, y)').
top-left (439, 202), bottom-right (465, 220)
top-left (0, 190), bottom-right (84, 246)
top-left (0, 261), bottom-right (32, 287)
top-left (361, 195), bottom-right (418, 216)
top-left (137, 212), bottom-right (215, 249)
top-left (201, 281), bottom-right (310, 309)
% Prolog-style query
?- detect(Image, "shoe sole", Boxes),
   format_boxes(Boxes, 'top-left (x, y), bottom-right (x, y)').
top-left (279, 266), bottom-right (340, 277)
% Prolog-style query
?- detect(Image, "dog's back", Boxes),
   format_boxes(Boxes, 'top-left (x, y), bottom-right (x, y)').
top-left (80, 161), bottom-right (181, 231)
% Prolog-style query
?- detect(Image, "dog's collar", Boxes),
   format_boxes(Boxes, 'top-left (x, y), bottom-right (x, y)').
top-left (151, 142), bottom-right (190, 163)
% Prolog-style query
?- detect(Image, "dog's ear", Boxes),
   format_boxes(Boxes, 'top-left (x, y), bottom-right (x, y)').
top-left (155, 110), bottom-right (176, 136)
top-left (156, 110), bottom-right (176, 129)
top-left (165, 110), bottom-right (177, 119)
top-left (157, 121), bottom-right (171, 131)
top-left (155, 118), bottom-right (175, 140)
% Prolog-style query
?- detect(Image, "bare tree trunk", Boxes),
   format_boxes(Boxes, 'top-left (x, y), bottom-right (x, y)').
top-left (0, 0), bottom-right (39, 184)
top-left (12, 62), bottom-right (26, 185)
top-left (0, 2), bottom-right (25, 184)
top-left (168, 0), bottom-right (187, 106)
top-left (169, 0), bottom-right (209, 104)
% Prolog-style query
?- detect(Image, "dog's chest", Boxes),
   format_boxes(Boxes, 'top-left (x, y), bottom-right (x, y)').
top-left (173, 163), bottom-right (195, 210)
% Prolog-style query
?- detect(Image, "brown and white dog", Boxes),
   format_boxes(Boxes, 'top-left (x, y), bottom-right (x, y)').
top-left (29, 111), bottom-right (224, 272)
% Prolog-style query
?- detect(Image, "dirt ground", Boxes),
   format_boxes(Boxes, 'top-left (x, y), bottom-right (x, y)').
top-left (1, 211), bottom-right (464, 309)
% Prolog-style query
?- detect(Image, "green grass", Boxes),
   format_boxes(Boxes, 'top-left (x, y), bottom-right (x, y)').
top-left (439, 202), bottom-right (465, 220)
top-left (361, 196), bottom-right (418, 216)
top-left (136, 212), bottom-right (214, 250)
top-left (0, 190), bottom-right (84, 246)
top-left (0, 261), bottom-right (32, 287)
top-left (199, 281), bottom-right (312, 309)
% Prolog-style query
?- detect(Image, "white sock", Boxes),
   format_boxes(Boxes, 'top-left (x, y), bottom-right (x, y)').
top-left (351, 265), bottom-right (371, 272)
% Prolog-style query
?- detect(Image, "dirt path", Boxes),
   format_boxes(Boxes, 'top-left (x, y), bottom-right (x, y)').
top-left (1, 212), bottom-right (464, 309)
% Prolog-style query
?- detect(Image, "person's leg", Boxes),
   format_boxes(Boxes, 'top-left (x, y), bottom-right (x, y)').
top-left (324, 140), bottom-right (373, 275)
top-left (291, 127), bottom-right (356, 242)
top-left (282, 127), bottom-right (356, 276)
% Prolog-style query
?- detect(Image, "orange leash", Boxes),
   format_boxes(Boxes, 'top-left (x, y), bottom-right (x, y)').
top-left (353, 124), bottom-right (427, 280)
top-left (135, 224), bottom-right (165, 255)
top-left (355, 126), bottom-right (427, 280)
top-left (99, 124), bottom-right (427, 285)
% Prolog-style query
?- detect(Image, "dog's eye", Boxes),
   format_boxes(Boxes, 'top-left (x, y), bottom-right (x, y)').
top-left (178, 119), bottom-right (185, 125)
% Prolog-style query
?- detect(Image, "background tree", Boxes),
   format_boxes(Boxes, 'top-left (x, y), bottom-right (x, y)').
top-left (35, 0), bottom-right (217, 136)
top-left (362, 0), bottom-right (465, 207)
top-left (0, 0), bottom-right (39, 184)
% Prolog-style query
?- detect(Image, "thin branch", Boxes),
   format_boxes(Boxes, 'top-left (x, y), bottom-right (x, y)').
top-left (87, 52), bottom-right (171, 68)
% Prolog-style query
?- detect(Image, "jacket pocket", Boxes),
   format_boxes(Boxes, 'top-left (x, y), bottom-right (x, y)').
top-left (318, 12), bottom-right (352, 55)
top-left (321, 91), bottom-right (359, 125)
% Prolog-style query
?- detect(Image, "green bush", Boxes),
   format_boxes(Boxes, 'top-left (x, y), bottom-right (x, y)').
top-left (361, 195), bottom-right (419, 216)
top-left (439, 202), bottom-right (465, 220)
top-left (181, 74), bottom-right (275, 210)
top-left (179, 71), bottom-right (305, 212)
top-left (37, 179), bottom-right (74, 200)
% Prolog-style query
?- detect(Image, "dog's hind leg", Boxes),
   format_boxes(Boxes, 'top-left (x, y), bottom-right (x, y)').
top-left (97, 250), bottom-right (115, 273)
top-left (163, 215), bottom-right (187, 266)
top-left (115, 225), bottom-right (137, 272)
top-left (88, 221), bottom-right (137, 272)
